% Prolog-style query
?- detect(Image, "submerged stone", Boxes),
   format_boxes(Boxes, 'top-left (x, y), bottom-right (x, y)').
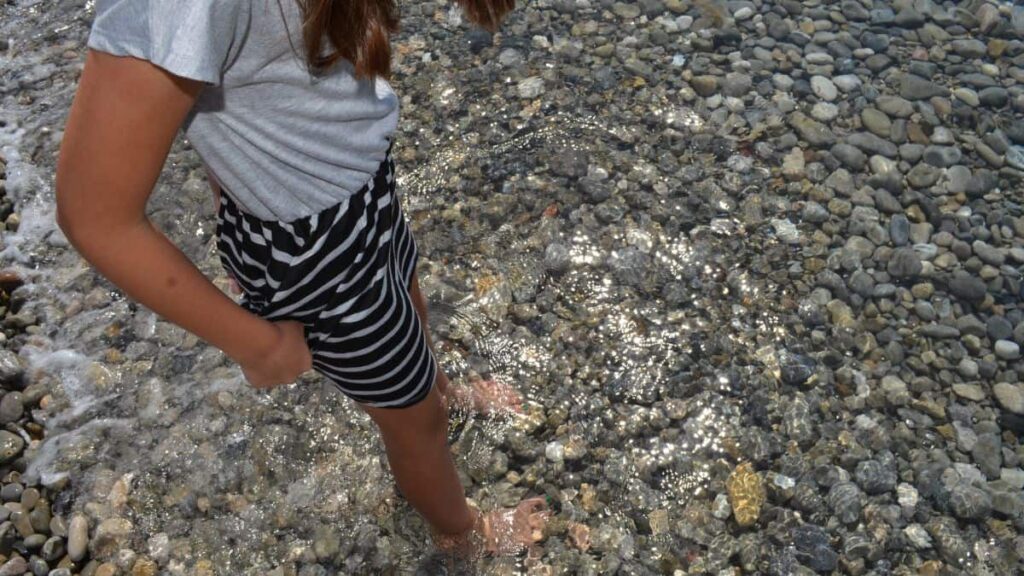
top-left (727, 462), bottom-right (765, 527)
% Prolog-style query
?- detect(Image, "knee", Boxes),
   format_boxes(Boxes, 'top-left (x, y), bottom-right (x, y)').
top-left (419, 393), bottom-right (449, 440)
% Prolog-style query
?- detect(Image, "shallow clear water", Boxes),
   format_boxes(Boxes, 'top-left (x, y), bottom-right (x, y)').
top-left (3, 0), bottom-right (1024, 574)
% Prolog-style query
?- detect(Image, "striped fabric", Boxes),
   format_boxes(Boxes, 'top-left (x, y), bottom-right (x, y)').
top-left (214, 145), bottom-right (437, 408)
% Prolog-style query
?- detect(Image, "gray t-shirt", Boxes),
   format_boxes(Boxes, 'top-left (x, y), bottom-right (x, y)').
top-left (87, 0), bottom-right (400, 222)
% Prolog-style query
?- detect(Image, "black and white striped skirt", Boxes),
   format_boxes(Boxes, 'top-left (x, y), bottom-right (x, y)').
top-left (214, 146), bottom-right (437, 408)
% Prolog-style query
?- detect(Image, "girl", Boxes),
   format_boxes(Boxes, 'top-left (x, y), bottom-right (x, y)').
top-left (55, 0), bottom-right (549, 560)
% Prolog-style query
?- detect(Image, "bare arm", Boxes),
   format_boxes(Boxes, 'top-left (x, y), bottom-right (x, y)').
top-left (55, 50), bottom-right (279, 368)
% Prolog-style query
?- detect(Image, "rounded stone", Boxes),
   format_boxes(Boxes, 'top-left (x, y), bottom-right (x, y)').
top-left (68, 515), bottom-right (89, 562)
top-left (995, 340), bottom-right (1020, 360)
top-left (994, 383), bottom-right (1024, 414)
top-left (861, 108), bottom-right (891, 137)
top-left (811, 76), bottom-right (838, 101)
top-left (0, 431), bottom-right (25, 464)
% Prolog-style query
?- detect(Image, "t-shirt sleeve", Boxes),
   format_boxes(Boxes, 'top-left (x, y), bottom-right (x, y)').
top-left (87, 0), bottom-right (251, 85)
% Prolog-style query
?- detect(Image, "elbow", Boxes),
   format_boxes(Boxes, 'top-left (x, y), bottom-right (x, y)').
top-left (54, 178), bottom-right (97, 246)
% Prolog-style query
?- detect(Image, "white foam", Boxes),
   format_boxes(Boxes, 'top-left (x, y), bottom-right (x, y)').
top-left (22, 417), bottom-right (135, 487)
top-left (0, 102), bottom-right (62, 262)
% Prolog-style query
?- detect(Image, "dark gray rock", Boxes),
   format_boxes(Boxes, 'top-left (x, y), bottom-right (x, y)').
top-left (907, 163), bottom-right (941, 188)
top-left (849, 270), bottom-right (875, 296)
top-left (949, 273), bottom-right (988, 303)
top-left (987, 316), bottom-right (1014, 341)
top-left (951, 39), bottom-right (987, 59)
top-left (876, 95), bottom-right (913, 117)
top-left (890, 214), bottom-right (910, 246)
top-left (965, 170), bottom-right (998, 198)
top-left (846, 132), bottom-right (898, 157)
top-left (790, 112), bottom-right (836, 147)
top-left (802, 201), bottom-right (829, 224)
top-left (899, 75), bottom-right (949, 100)
top-left (831, 143), bottom-right (867, 170)
top-left (841, 1), bottom-right (869, 21)
top-left (0, 393), bottom-right (22, 425)
top-left (893, 8), bottom-right (925, 27)
top-left (972, 241), bottom-right (1005, 266)
top-left (854, 459), bottom-right (897, 494)
top-left (873, 188), bottom-right (902, 213)
top-left (948, 484), bottom-right (992, 520)
top-left (464, 29), bottom-right (493, 53)
top-left (792, 524), bottom-right (838, 572)
top-left (920, 324), bottom-right (960, 338)
top-left (842, 532), bottom-right (873, 560)
top-left (780, 352), bottom-right (816, 386)
top-left (870, 8), bottom-right (895, 25)
top-left (861, 32), bottom-right (889, 52)
top-left (926, 517), bottom-right (969, 566)
top-left (722, 72), bottom-right (753, 98)
top-left (978, 87), bottom-right (1009, 108)
top-left (971, 433), bottom-right (1002, 479)
top-left (828, 482), bottom-right (863, 524)
top-left (888, 247), bottom-right (923, 279)
top-left (923, 146), bottom-right (963, 168)
top-left (549, 148), bottom-right (589, 178)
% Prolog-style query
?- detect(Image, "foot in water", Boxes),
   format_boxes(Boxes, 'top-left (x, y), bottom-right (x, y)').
top-left (432, 497), bottom-right (551, 559)
top-left (443, 375), bottom-right (522, 416)
top-left (479, 497), bottom-right (550, 555)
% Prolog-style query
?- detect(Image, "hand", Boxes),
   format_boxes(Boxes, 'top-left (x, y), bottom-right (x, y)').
top-left (238, 320), bottom-right (314, 390)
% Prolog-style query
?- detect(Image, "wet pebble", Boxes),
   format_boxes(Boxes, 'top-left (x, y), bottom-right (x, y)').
top-left (827, 482), bottom-right (863, 524)
top-left (995, 340), bottom-right (1020, 360)
top-left (994, 383), bottom-right (1024, 414)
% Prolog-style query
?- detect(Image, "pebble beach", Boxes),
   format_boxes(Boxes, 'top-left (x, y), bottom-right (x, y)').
top-left (1, 0), bottom-right (1023, 574)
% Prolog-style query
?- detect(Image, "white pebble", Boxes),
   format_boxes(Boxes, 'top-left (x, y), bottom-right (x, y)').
top-left (832, 74), bottom-right (863, 92)
top-left (810, 102), bottom-right (839, 121)
top-left (811, 76), bottom-right (838, 101)
top-left (517, 76), bottom-right (545, 99)
top-left (995, 340), bottom-right (1021, 360)
top-left (545, 441), bottom-right (565, 463)
top-left (897, 483), bottom-right (919, 510)
top-left (904, 524), bottom-right (932, 549)
top-left (712, 493), bottom-right (731, 519)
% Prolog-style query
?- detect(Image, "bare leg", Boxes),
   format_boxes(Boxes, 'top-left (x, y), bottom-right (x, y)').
top-left (360, 385), bottom-right (475, 536)
top-left (358, 271), bottom-right (548, 553)
top-left (360, 386), bottom-right (550, 554)
top-left (406, 270), bottom-right (522, 415)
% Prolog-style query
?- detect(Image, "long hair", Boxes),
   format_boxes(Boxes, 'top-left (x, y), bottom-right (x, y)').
top-left (296, 0), bottom-right (516, 80)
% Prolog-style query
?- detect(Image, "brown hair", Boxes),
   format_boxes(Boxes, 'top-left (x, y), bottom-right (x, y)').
top-left (296, 0), bottom-right (516, 80)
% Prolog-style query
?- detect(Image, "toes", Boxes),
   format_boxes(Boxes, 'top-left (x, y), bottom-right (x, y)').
top-left (521, 497), bottom-right (547, 513)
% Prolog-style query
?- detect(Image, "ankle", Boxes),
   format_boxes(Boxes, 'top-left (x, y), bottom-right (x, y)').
top-left (431, 502), bottom-right (485, 556)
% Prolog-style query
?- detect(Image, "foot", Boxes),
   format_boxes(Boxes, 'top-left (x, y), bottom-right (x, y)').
top-left (431, 498), bottom-right (550, 559)
top-left (479, 497), bottom-right (551, 555)
top-left (444, 376), bottom-right (523, 416)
